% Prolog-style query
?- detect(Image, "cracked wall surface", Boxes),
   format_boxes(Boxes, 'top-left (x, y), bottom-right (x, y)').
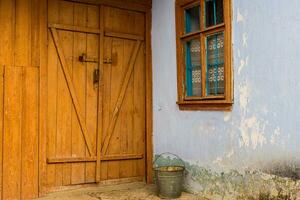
top-left (152, 0), bottom-right (300, 198)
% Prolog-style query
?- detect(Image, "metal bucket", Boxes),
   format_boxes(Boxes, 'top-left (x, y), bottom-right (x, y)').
top-left (154, 153), bottom-right (185, 199)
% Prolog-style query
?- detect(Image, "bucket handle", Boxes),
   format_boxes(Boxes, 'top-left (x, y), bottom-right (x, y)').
top-left (153, 152), bottom-right (185, 168)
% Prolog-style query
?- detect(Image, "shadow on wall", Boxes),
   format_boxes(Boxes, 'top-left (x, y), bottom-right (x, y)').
top-left (154, 154), bottom-right (300, 200)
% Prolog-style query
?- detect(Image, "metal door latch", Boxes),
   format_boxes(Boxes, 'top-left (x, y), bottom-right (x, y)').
top-left (93, 69), bottom-right (100, 85)
top-left (103, 58), bottom-right (112, 64)
top-left (79, 53), bottom-right (99, 63)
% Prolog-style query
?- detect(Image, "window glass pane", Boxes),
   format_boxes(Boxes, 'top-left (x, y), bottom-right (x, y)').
top-left (206, 32), bottom-right (224, 96)
top-left (185, 6), bottom-right (200, 34)
top-left (185, 39), bottom-right (201, 96)
top-left (205, 0), bottom-right (224, 27)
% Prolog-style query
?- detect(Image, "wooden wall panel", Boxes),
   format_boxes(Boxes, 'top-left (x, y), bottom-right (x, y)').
top-left (3, 67), bottom-right (23, 200)
top-left (31, 0), bottom-right (41, 67)
top-left (0, 0), bottom-right (42, 199)
top-left (15, 0), bottom-right (31, 67)
top-left (0, 0), bottom-right (15, 66)
top-left (15, 0), bottom-right (42, 67)
top-left (21, 67), bottom-right (39, 199)
top-left (0, 0), bottom-right (152, 198)
top-left (2, 67), bottom-right (39, 200)
top-left (39, 0), bottom-right (48, 195)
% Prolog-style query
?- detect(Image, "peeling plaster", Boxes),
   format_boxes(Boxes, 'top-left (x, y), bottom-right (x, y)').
top-left (238, 82), bottom-right (268, 149)
top-left (223, 112), bottom-right (232, 122)
top-left (242, 33), bottom-right (248, 47)
top-left (271, 127), bottom-right (281, 145)
top-left (238, 56), bottom-right (248, 75)
top-left (226, 150), bottom-right (234, 158)
top-left (239, 116), bottom-right (267, 149)
top-left (237, 8), bottom-right (245, 23)
top-left (238, 82), bottom-right (250, 112)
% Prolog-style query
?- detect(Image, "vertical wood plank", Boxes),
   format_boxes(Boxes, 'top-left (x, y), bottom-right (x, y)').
top-left (0, 66), bottom-right (4, 200)
top-left (119, 40), bottom-right (134, 178)
top-left (96, 4), bottom-right (104, 183)
top-left (3, 67), bottom-right (23, 200)
top-left (15, 0), bottom-right (31, 67)
top-left (31, 0), bottom-right (40, 67)
top-left (134, 44), bottom-right (146, 177)
top-left (46, 0), bottom-right (59, 189)
top-left (85, 4), bottom-right (100, 183)
top-left (0, 0), bottom-right (15, 66)
top-left (39, 0), bottom-right (48, 195)
top-left (106, 38), bottom-right (124, 180)
top-left (71, 2), bottom-right (87, 185)
top-left (101, 36), bottom-right (112, 181)
top-left (57, 0), bottom-right (74, 186)
top-left (21, 67), bottom-right (39, 199)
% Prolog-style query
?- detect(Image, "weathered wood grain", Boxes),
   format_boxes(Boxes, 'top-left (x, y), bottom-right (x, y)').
top-left (21, 67), bottom-right (39, 199)
top-left (3, 67), bottom-right (22, 200)
top-left (0, 0), bottom-right (152, 197)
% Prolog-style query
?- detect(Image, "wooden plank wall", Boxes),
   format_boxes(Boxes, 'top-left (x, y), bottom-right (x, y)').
top-left (0, 0), bottom-right (46, 199)
top-left (0, 0), bottom-right (151, 199)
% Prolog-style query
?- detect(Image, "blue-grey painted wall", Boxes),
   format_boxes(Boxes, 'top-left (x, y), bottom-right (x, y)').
top-left (152, 0), bottom-right (300, 198)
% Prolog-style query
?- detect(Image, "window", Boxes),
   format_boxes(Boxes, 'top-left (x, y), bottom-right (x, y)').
top-left (176, 0), bottom-right (232, 110)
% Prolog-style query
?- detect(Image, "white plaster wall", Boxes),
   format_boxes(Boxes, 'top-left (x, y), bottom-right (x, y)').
top-left (152, 0), bottom-right (300, 173)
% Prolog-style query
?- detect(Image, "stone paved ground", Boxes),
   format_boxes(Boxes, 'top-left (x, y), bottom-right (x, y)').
top-left (38, 182), bottom-right (205, 200)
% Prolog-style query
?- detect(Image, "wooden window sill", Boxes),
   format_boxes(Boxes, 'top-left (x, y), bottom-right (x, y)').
top-left (177, 100), bottom-right (233, 111)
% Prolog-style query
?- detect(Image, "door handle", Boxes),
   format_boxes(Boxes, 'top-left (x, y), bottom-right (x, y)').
top-left (93, 69), bottom-right (99, 85)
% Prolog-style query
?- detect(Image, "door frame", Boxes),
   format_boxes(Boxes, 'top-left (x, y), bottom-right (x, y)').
top-left (39, 0), bottom-right (153, 195)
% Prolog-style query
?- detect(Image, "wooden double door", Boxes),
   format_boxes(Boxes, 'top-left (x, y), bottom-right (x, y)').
top-left (46, 0), bottom-right (146, 188)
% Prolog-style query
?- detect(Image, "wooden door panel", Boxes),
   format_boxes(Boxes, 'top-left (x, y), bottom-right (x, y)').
top-left (47, 0), bottom-right (100, 188)
top-left (47, 1), bottom-right (146, 187)
top-left (104, 6), bottom-right (145, 36)
top-left (101, 37), bottom-right (146, 180)
top-left (100, 6), bottom-right (146, 181)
